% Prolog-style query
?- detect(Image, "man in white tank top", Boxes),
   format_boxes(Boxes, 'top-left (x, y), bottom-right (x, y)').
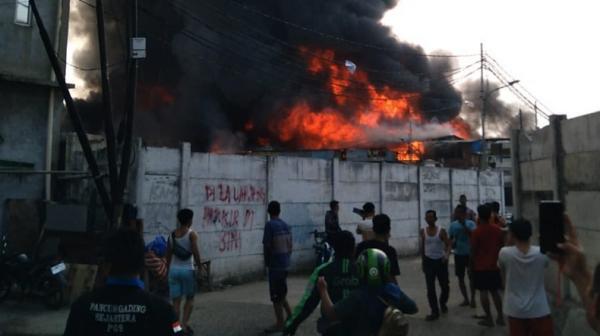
top-left (166, 209), bottom-right (202, 335)
top-left (420, 210), bottom-right (451, 321)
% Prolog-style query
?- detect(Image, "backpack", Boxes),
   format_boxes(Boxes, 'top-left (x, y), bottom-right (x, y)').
top-left (377, 296), bottom-right (409, 336)
top-left (171, 232), bottom-right (192, 260)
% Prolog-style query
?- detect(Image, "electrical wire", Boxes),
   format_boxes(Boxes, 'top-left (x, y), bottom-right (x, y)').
top-left (227, 0), bottom-right (479, 58)
top-left (485, 64), bottom-right (550, 121)
top-left (484, 62), bottom-right (550, 118)
top-left (485, 53), bottom-right (555, 115)
top-left (171, 0), bottom-right (464, 90)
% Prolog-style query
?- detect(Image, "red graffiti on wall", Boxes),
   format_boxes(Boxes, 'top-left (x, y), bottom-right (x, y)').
top-left (202, 207), bottom-right (240, 228)
top-left (204, 184), bottom-right (266, 204)
top-left (219, 230), bottom-right (241, 252)
top-left (243, 209), bottom-right (255, 229)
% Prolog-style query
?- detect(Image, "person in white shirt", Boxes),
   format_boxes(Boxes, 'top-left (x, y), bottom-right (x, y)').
top-left (356, 202), bottom-right (375, 241)
top-left (498, 218), bottom-right (553, 336)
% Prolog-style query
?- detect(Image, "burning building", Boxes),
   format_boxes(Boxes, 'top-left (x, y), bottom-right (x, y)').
top-left (69, 0), bottom-right (474, 160)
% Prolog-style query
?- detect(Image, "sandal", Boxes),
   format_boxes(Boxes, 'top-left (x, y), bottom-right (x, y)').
top-left (478, 319), bottom-right (494, 327)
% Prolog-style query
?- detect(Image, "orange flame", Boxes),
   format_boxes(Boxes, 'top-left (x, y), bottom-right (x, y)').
top-left (450, 118), bottom-right (472, 140)
top-left (394, 142), bottom-right (425, 162)
top-left (138, 85), bottom-right (175, 110)
top-left (269, 48), bottom-right (470, 160)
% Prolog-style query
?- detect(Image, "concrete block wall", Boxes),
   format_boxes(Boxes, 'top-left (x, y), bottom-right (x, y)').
top-left (513, 111), bottom-right (600, 322)
top-left (268, 156), bottom-right (332, 271)
top-left (382, 164), bottom-right (419, 255)
top-left (560, 114), bottom-right (600, 270)
top-left (135, 144), bottom-right (504, 282)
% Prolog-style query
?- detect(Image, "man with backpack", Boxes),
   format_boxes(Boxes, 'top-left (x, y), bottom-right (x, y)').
top-left (283, 230), bottom-right (359, 335)
top-left (316, 248), bottom-right (418, 336)
top-left (167, 209), bottom-right (202, 335)
top-left (449, 205), bottom-right (477, 308)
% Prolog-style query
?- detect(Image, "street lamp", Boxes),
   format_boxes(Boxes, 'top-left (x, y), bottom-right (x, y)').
top-left (480, 80), bottom-right (520, 169)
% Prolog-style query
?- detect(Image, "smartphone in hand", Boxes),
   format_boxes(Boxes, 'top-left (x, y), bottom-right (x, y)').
top-left (353, 208), bottom-right (365, 217)
top-left (539, 201), bottom-right (565, 254)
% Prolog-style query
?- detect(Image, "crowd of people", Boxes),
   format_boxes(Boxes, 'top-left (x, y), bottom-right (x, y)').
top-left (62, 195), bottom-right (600, 336)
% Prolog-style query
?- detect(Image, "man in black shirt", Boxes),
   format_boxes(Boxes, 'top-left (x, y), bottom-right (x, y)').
top-left (64, 229), bottom-right (183, 336)
top-left (324, 200), bottom-right (341, 239)
top-left (283, 231), bottom-right (359, 335)
top-left (355, 214), bottom-right (400, 283)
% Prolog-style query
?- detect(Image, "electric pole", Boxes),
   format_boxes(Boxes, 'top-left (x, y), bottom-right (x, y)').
top-left (519, 109), bottom-right (524, 130)
top-left (534, 102), bottom-right (539, 129)
top-left (480, 43), bottom-right (486, 169)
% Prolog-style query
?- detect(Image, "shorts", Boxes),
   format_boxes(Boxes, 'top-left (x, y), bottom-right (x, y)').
top-left (268, 269), bottom-right (288, 303)
top-left (169, 268), bottom-right (196, 299)
top-left (454, 255), bottom-right (470, 278)
top-left (508, 315), bottom-right (554, 336)
top-left (473, 270), bottom-right (502, 291)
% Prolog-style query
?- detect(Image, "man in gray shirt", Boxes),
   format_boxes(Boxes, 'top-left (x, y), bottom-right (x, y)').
top-left (499, 218), bottom-right (553, 335)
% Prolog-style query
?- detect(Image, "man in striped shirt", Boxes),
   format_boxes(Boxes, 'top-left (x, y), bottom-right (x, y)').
top-left (263, 201), bottom-right (293, 333)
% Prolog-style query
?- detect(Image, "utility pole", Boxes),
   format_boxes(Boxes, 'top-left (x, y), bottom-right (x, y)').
top-left (534, 102), bottom-right (539, 129)
top-left (116, 0), bottom-right (140, 221)
top-left (480, 43), bottom-right (486, 169)
top-left (96, 0), bottom-right (119, 225)
top-left (30, 0), bottom-right (114, 221)
top-left (519, 109), bottom-right (524, 130)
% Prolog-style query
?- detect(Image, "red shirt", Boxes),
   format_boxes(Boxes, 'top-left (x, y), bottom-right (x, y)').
top-left (471, 223), bottom-right (504, 271)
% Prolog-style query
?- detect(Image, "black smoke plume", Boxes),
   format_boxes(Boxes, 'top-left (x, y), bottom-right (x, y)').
top-left (459, 80), bottom-right (535, 138)
top-left (70, 0), bottom-right (464, 150)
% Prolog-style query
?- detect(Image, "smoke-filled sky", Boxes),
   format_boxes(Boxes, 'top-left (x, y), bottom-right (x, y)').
top-left (383, 0), bottom-right (600, 121)
top-left (65, 0), bottom-right (578, 149)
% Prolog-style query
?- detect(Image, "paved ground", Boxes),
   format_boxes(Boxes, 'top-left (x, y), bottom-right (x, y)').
top-left (0, 258), bottom-right (509, 336)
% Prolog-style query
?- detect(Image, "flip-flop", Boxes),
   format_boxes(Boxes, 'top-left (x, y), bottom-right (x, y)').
top-left (478, 319), bottom-right (494, 327)
top-left (264, 326), bottom-right (284, 334)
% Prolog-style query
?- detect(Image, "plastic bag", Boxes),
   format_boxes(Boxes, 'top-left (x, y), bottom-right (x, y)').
top-left (145, 235), bottom-right (168, 257)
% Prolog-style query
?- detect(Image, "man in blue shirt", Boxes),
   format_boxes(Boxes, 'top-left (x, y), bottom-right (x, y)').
top-left (263, 200), bottom-right (293, 333)
top-left (449, 205), bottom-right (477, 307)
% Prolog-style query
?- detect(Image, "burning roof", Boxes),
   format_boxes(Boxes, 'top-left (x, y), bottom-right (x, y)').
top-left (70, 0), bottom-right (474, 161)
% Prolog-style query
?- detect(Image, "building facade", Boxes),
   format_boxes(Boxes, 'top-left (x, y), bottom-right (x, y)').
top-left (0, 0), bottom-right (69, 231)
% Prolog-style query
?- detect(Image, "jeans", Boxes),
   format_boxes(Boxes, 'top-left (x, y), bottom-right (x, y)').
top-left (423, 256), bottom-right (450, 315)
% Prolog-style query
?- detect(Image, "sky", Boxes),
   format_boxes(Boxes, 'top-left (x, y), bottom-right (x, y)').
top-left (382, 0), bottom-right (600, 121)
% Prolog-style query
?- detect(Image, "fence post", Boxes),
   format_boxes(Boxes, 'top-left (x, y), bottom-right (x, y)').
top-left (549, 115), bottom-right (567, 204)
top-left (332, 157), bottom-right (339, 201)
top-left (510, 129), bottom-right (522, 218)
top-left (379, 162), bottom-right (385, 213)
top-left (133, 139), bottom-right (146, 220)
top-left (179, 142), bottom-right (191, 209)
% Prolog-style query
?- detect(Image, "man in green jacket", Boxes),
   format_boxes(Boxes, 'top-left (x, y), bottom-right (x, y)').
top-left (283, 230), bottom-right (359, 335)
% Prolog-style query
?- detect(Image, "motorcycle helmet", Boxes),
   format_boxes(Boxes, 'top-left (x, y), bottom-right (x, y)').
top-left (356, 248), bottom-right (391, 287)
top-left (16, 253), bottom-right (29, 263)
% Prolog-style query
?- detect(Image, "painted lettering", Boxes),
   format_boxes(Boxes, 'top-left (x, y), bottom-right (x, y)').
top-left (203, 183), bottom-right (266, 204)
top-left (219, 230), bottom-right (241, 252)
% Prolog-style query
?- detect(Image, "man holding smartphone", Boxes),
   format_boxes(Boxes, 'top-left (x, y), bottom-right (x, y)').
top-left (499, 218), bottom-right (553, 335)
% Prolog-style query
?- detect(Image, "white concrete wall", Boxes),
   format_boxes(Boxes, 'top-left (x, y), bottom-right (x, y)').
top-left (268, 156), bottom-right (332, 271)
top-left (514, 112), bottom-right (600, 307)
top-left (336, 161), bottom-right (381, 242)
top-left (136, 145), bottom-right (504, 282)
top-left (382, 164), bottom-right (419, 254)
top-left (419, 167), bottom-right (452, 229)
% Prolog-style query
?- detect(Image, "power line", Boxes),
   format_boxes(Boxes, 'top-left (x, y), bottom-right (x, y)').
top-left (172, 0), bottom-right (464, 89)
top-left (485, 53), bottom-right (555, 115)
top-left (484, 64), bottom-right (550, 120)
top-left (227, 0), bottom-right (479, 58)
top-left (484, 62), bottom-right (550, 118)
